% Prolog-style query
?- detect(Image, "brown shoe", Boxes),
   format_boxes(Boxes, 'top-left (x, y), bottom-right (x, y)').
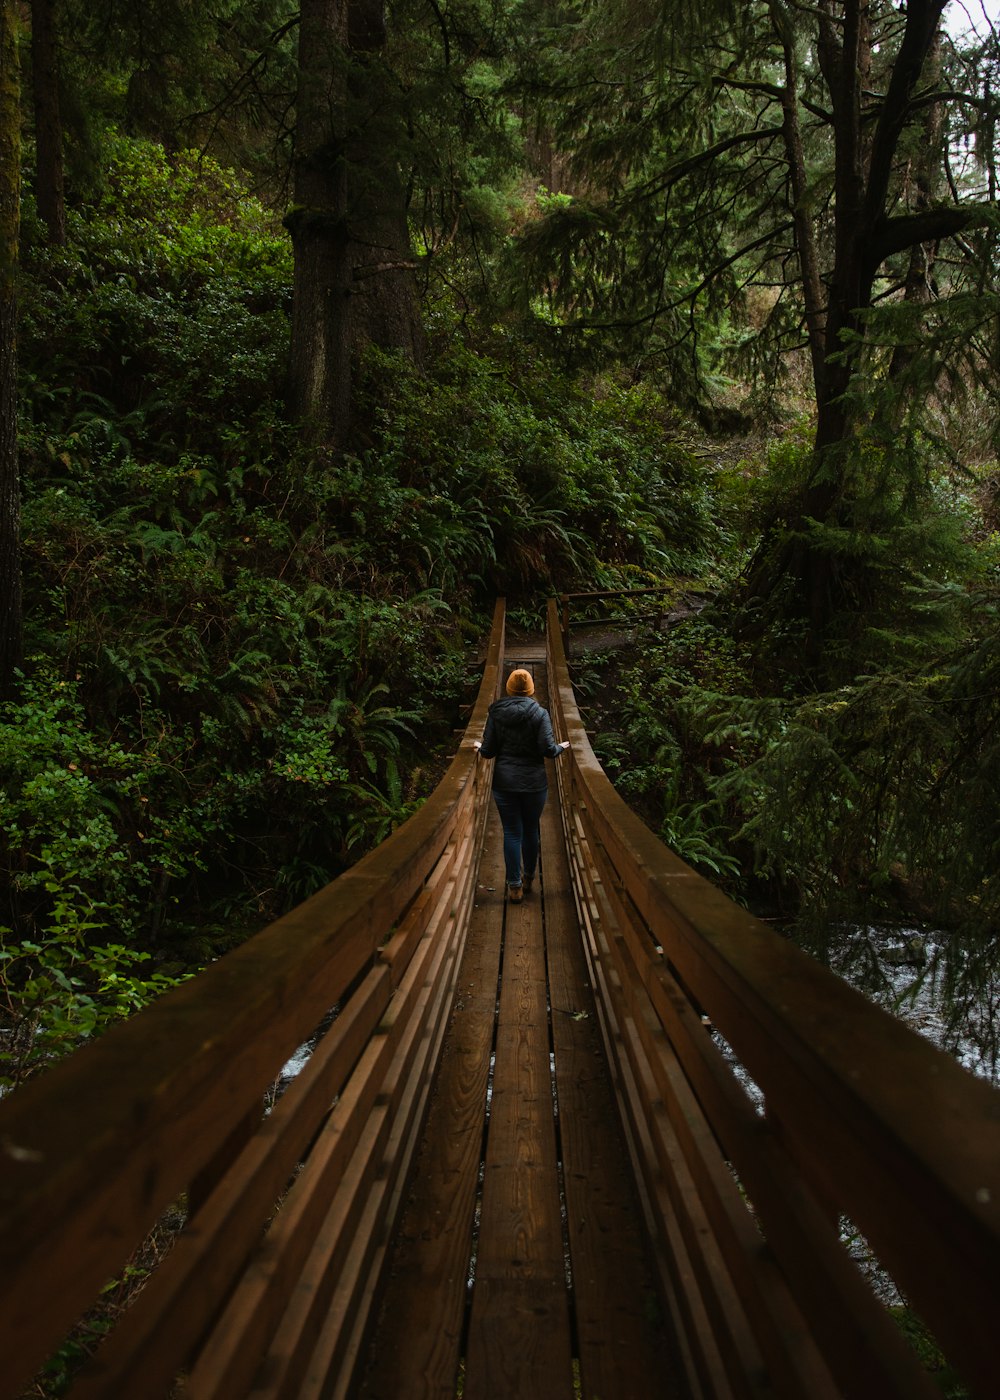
top-left (508, 884), bottom-right (523, 903)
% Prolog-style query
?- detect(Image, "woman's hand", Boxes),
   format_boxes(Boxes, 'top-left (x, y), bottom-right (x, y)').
top-left (560, 740), bottom-right (570, 750)
top-left (473, 740), bottom-right (482, 750)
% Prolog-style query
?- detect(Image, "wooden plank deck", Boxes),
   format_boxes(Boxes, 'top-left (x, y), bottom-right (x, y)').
top-left (358, 663), bottom-right (684, 1400)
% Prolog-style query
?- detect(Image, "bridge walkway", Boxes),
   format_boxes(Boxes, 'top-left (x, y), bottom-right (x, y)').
top-left (359, 658), bottom-right (682, 1400)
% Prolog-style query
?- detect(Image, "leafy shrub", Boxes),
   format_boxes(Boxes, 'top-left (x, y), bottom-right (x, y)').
top-left (726, 423), bottom-right (981, 683)
top-left (355, 341), bottom-right (725, 602)
top-left (574, 619), bottom-right (754, 886)
top-left (19, 132), bottom-right (291, 457)
top-left (0, 674), bottom-right (198, 1087)
top-left (579, 585), bottom-right (1000, 1052)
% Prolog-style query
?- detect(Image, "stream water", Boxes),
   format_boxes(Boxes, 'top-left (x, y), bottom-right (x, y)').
top-left (825, 925), bottom-right (1000, 1087)
top-left (710, 923), bottom-right (998, 1315)
top-left (712, 923), bottom-right (999, 1120)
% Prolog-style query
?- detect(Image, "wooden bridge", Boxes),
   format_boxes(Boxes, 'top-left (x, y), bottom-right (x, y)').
top-left (2, 599), bottom-right (999, 1399)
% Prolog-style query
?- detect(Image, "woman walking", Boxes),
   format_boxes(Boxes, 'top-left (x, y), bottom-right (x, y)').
top-left (475, 668), bottom-right (570, 903)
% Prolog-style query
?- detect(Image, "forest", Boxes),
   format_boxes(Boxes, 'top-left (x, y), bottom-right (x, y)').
top-left (2, 0), bottom-right (1000, 1092)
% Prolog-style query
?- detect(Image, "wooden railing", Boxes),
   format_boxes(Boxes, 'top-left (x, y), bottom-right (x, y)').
top-left (546, 596), bottom-right (1000, 1399)
top-left (0, 601), bottom-right (505, 1400)
top-left (559, 586), bottom-right (698, 654)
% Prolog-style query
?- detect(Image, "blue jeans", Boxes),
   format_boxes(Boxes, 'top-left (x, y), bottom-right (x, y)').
top-left (492, 788), bottom-right (548, 887)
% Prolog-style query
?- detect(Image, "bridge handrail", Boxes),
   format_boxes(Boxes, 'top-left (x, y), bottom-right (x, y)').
top-left (558, 585), bottom-right (682, 650)
top-left (546, 596), bottom-right (1000, 1399)
top-left (0, 600), bottom-right (506, 1400)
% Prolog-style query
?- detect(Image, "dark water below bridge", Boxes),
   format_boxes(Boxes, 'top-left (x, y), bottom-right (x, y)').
top-left (828, 925), bottom-right (1000, 1088)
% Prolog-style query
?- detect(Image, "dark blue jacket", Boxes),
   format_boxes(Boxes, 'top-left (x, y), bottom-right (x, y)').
top-left (480, 695), bottom-right (563, 792)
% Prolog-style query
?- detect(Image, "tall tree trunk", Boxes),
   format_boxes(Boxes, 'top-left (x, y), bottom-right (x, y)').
top-left (30, 0), bottom-right (65, 246)
top-left (812, 0), bottom-right (868, 459)
top-left (807, 1), bottom-right (947, 456)
top-left (744, 0), bottom-right (950, 656)
top-left (286, 0), bottom-right (353, 444)
top-left (0, 0), bottom-right (22, 700)
top-left (770, 2), bottom-right (827, 402)
top-left (887, 31), bottom-right (943, 391)
top-left (286, 0), bottom-right (422, 448)
top-left (347, 0), bottom-right (423, 362)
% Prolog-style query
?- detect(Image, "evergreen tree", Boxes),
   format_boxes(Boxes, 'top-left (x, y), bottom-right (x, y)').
top-left (751, 1), bottom-right (997, 647)
top-left (285, 0), bottom-right (426, 446)
top-left (512, 0), bottom-right (1000, 660)
top-left (285, 0), bottom-right (353, 443)
top-left (285, 0), bottom-right (513, 445)
top-left (30, 0), bottom-right (65, 245)
top-left (0, 0), bottom-right (21, 700)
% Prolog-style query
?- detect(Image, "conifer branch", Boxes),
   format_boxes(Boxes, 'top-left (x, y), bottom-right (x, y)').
top-left (871, 203), bottom-right (998, 263)
top-left (633, 125), bottom-right (785, 199)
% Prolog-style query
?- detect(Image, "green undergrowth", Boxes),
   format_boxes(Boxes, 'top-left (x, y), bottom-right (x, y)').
top-left (354, 335), bottom-right (726, 600)
top-left (573, 577), bottom-right (1000, 1058)
top-left (3, 131), bottom-right (725, 1086)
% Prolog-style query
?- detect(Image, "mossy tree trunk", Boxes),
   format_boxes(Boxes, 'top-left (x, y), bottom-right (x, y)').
top-left (30, 0), bottom-right (65, 246)
top-left (0, 0), bottom-right (22, 700)
top-left (346, 0), bottom-right (423, 365)
top-left (286, 0), bottom-right (422, 449)
top-left (286, 0), bottom-right (353, 445)
top-left (744, 0), bottom-right (993, 656)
